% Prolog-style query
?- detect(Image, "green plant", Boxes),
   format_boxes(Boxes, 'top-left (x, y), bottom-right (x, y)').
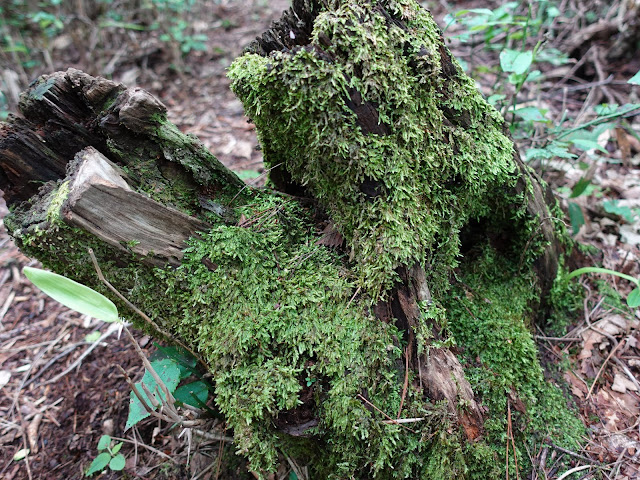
top-left (159, 21), bottom-right (208, 54)
top-left (126, 346), bottom-right (211, 429)
top-left (148, 0), bottom-right (208, 60)
top-left (85, 435), bottom-right (126, 476)
top-left (446, 1), bottom-right (640, 247)
top-left (23, 266), bottom-right (213, 431)
top-left (567, 267), bottom-right (640, 307)
top-left (602, 199), bottom-right (640, 223)
top-left (446, 2), bottom-right (640, 168)
top-left (526, 102), bottom-right (640, 165)
top-left (23, 266), bottom-right (119, 323)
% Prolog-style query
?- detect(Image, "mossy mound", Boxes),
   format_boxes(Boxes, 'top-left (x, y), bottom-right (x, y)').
top-left (3, 0), bottom-right (585, 475)
top-left (229, 0), bottom-right (517, 298)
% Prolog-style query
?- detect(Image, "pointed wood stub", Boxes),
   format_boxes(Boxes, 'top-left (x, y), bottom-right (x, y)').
top-left (63, 147), bottom-right (210, 266)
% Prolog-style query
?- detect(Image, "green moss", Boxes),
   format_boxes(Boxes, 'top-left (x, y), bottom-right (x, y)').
top-left (545, 258), bottom-right (584, 335)
top-left (45, 180), bottom-right (69, 222)
top-left (160, 194), bottom-right (432, 475)
top-left (5, 0), bottom-right (586, 477)
top-left (444, 245), bottom-right (584, 476)
top-left (229, 0), bottom-right (517, 298)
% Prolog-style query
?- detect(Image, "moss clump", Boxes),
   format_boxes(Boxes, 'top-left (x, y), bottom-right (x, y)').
top-left (229, 0), bottom-right (517, 298)
top-left (4, 0), bottom-right (585, 476)
top-left (158, 194), bottom-right (443, 476)
top-left (445, 245), bottom-right (585, 476)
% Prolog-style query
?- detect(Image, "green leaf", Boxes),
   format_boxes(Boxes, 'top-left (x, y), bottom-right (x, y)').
top-left (628, 288), bottom-right (640, 307)
top-left (594, 104), bottom-right (619, 116)
top-left (526, 142), bottom-right (576, 161)
top-left (109, 453), bottom-right (126, 471)
top-left (500, 49), bottom-right (533, 75)
top-left (487, 94), bottom-right (506, 106)
top-left (86, 452), bottom-right (111, 476)
top-left (570, 177), bottom-right (591, 198)
top-left (514, 106), bottom-right (547, 122)
top-left (507, 72), bottom-right (526, 85)
top-left (567, 266), bottom-right (640, 285)
top-left (13, 448), bottom-right (29, 461)
top-left (23, 267), bottom-right (119, 323)
top-left (603, 200), bottom-right (637, 222)
top-left (125, 358), bottom-right (181, 429)
top-left (151, 345), bottom-right (197, 379)
top-left (111, 442), bottom-right (123, 455)
top-left (97, 434), bottom-right (111, 451)
top-left (628, 70), bottom-right (640, 85)
top-left (456, 8), bottom-right (494, 16)
top-left (570, 138), bottom-right (607, 153)
top-left (84, 331), bottom-right (102, 343)
top-left (525, 70), bottom-right (543, 82)
top-left (174, 380), bottom-right (210, 407)
top-left (568, 202), bottom-right (585, 235)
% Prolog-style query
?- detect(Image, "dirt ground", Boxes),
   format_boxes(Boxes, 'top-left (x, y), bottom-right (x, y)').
top-left (1, 0), bottom-right (640, 479)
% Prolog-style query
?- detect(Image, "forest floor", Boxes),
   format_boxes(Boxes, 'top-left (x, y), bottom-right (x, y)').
top-left (0, 0), bottom-right (639, 479)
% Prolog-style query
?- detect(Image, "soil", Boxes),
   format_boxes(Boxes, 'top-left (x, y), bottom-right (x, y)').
top-left (1, 0), bottom-right (639, 479)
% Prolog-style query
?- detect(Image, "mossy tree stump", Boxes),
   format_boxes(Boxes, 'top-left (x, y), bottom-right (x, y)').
top-left (0, 1), bottom-right (583, 478)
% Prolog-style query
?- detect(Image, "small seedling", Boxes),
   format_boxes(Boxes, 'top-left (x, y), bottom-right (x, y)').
top-left (567, 267), bottom-right (640, 308)
top-left (85, 435), bottom-right (126, 476)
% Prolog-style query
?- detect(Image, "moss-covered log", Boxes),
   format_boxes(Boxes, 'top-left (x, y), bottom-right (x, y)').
top-left (0, 1), bottom-right (585, 478)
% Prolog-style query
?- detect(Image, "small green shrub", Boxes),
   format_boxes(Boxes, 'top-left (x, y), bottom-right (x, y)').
top-left (85, 435), bottom-right (126, 476)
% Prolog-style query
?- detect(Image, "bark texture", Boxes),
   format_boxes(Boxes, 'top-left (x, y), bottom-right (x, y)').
top-left (0, 1), bottom-right (583, 478)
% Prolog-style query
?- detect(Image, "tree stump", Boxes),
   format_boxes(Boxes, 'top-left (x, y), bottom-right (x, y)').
top-left (0, 1), bottom-right (583, 478)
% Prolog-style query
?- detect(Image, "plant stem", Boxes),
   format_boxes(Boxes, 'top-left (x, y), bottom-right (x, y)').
top-left (566, 266), bottom-right (639, 286)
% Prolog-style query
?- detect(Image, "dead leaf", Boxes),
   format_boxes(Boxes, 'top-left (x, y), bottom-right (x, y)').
top-left (583, 315), bottom-right (640, 350)
top-left (620, 224), bottom-right (640, 246)
top-left (603, 433), bottom-right (640, 455)
top-left (0, 370), bottom-right (10, 388)
top-left (27, 413), bottom-right (43, 453)
top-left (316, 221), bottom-right (345, 248)
top-left (564, 371), bottom-right (588, 398)
top-left (611, 373), bottom-right (638, 393)
top-left (616, 127), bottom-right (632, 165)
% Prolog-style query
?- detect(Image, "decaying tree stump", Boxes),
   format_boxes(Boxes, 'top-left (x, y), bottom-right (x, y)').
top-left (0, 0), bottom-right (584, 478)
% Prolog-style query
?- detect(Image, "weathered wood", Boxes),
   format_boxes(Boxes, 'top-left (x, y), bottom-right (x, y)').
top-left (0, 68), bottom-right (246, 211)
top-left (64, 147), bottom-right (210, 266)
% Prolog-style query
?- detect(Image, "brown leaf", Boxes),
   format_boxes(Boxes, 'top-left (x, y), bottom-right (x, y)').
top-left (616, 127), bottom-right (632, 165)
top-left (316, 221), bottom-right (345, 248)
top-left (564, 371), bottom-right (588, 398)
top-left (611, 373), bottom-right (638, 393)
